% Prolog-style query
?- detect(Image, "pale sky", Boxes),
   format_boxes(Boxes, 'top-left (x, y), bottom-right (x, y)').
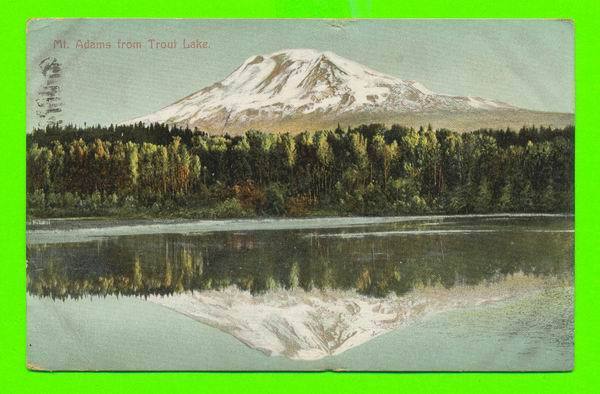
top-left (26, 19), bottom-right (574, 130)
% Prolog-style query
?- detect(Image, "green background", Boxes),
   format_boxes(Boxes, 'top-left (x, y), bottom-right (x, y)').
top-left (2, 0), bottom-right (598, 392)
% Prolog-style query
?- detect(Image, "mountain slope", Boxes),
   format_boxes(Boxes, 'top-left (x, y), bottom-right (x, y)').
top-left (126, 49), bottom-right (572, 133)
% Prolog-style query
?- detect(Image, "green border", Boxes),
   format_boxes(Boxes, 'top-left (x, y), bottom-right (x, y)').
top-left (3, 0), bottom-right (599, 392)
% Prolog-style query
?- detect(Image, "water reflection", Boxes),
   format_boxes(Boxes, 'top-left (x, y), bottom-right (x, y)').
top-left (27, 218), bottom-right (573, 300)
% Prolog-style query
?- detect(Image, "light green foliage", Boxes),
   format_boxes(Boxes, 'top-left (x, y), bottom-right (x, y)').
top-left (26, 124), bottom-right (574, 218)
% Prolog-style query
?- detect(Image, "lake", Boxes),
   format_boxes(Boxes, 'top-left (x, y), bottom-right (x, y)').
top-left (26, 214), bottom-right (574, 371)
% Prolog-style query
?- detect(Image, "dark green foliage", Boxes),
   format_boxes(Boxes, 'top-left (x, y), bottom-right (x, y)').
top-left (26, 123), bottom-right (574, 218)
top-left (265, 183), bottom-right (287, 215)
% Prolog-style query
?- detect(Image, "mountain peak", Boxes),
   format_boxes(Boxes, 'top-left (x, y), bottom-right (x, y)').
top-left (245, 48), bottom-right (345, 64)
top-left (125, 49), bottom-right (572, 134)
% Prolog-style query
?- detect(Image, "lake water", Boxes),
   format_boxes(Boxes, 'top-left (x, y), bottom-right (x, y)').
top-left (26, 214), bottom-right (574, 371)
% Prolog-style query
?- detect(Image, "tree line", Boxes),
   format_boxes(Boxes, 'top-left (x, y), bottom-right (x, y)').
top-left (27, 123), bottom-right (574, 217)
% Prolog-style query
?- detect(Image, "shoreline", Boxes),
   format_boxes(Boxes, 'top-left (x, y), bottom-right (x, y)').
top-left (26, 213), bottom-right (573, 245)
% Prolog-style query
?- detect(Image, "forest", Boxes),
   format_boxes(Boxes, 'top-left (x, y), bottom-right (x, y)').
top-left (26, 123), bottom-right (574, 218)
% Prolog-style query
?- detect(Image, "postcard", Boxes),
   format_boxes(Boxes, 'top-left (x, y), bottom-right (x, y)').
top-left (26, 19), bottom-right (574, 371)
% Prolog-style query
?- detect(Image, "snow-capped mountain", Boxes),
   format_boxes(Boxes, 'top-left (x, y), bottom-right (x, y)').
top-left (126, 49), bottom-right (572, 133)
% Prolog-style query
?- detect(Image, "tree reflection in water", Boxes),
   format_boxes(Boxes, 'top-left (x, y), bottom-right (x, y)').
top-left (27, 222), bottom-right (573, 300)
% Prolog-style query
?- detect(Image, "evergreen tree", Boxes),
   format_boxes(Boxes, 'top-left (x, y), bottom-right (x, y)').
top-left (26, 123), bottom-right (574, 217)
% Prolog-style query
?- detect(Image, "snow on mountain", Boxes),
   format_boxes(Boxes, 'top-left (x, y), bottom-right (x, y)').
top-left (125, 49), bottom-right (568, 133)
top-left (148, 273), bottom-right (548, 360)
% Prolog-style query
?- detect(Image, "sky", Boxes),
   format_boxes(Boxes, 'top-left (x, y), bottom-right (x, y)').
top-left (26, 19), bottom-right (574, 130)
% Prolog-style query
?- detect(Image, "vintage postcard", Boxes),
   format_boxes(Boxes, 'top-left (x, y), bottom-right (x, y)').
top-left (26, 19), bottom-right (573, 371)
